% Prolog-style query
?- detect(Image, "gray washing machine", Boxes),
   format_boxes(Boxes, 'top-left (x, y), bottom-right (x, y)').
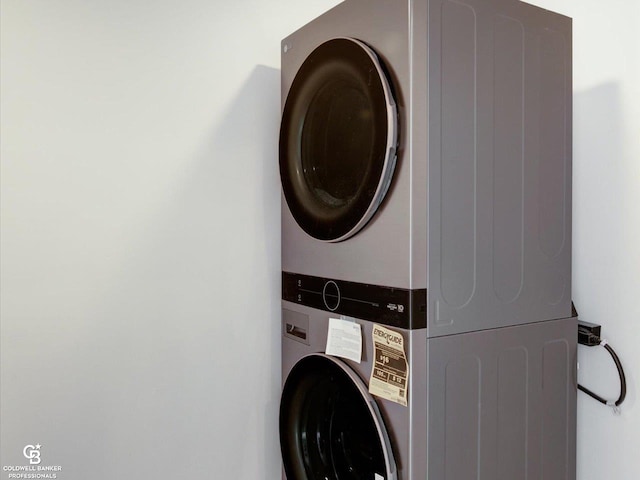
top-left (280, 308), bottom-right (576, 479)
top-left (279, 0), bottom-right (576, 479)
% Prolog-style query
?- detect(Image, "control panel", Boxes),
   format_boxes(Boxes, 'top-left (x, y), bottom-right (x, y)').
top-left (282, 271), bottom-right (427, 330)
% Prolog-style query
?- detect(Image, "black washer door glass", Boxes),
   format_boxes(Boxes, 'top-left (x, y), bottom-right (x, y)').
top-left (301, 76), bottom-right (375, 207)
top-left (280, 355), bottom-right (391, 480)
top-left (280, 38), bottom-right (397, 241)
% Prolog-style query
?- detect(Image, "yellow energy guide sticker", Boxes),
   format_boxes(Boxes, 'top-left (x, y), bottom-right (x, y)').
top-left (369, 324), bottom-right (409, 407)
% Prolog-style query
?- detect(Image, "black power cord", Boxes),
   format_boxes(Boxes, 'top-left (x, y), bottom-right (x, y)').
top-left (578, 322), bottom-right (627, 408)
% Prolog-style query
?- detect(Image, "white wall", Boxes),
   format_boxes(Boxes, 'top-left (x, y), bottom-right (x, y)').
top-left (0, 0), bottom-right (339, 478)
top-left (1, 0), bottom-right (638, 479)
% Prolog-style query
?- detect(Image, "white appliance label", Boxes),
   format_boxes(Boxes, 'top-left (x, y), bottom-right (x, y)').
top-left (369, 324), bottom-right (409, 407)
top-left (325, 318), bottom-right (362, 363)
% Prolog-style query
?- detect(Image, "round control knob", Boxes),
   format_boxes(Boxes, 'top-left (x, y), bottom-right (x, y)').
top-left (322, 281), bottom-right (341, 311)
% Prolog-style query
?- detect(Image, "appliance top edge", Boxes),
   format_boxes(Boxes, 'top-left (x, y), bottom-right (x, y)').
top-left (281, 0), bottom-right (350, 46)
top-left (517, 0), bottom-right (573, 23)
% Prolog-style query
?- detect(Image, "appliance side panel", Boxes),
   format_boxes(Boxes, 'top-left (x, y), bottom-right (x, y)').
top-left (427, 317), bottom-right (577, 480)
top-left (492, 13), bottom-right (525, 305)
top-left (496, 346), bottom-right (528, 480)
top-left (444, 354), bottom-right (482, 479)
top-left (541, 339), bottom-right (573, 480)
top-left (426, 324), bottom-right (490, 480)
top-left (426, 0), bottom-right (573, 337)
top-left (432, 0), bottom-right (478, 312)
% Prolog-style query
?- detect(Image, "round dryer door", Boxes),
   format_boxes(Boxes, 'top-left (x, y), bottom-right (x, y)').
top-left (280, 354), bottom-right (397, 480)
top-left (279, 38), bottom-right (398, 242)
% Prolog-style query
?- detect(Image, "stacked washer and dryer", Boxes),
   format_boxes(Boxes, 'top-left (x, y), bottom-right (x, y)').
top-left (278, 0), bottom-right (576, 479)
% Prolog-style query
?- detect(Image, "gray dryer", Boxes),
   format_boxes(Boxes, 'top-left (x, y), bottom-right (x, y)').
top-left (279, 0), bottom-right (576, 478)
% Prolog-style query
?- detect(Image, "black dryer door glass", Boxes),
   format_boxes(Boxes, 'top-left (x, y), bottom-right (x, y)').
top-left (280, 355), bottom-right (397, 480)
top-left (279, 38), bottom-right (398, 242)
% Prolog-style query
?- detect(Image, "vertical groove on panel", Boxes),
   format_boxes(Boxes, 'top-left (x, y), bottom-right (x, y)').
top-left (497, 347), bottom-right (528, 480)
top-left (492, 15), bottom-right (525, 304)
top-left (541, 340), bottom-right (569, 480)
top-left (538, 29), bottom-right (567, 259)
top-left (444, 356), bottom-right (480, 480)
top-left (439, 0), bottom-right (477, 308)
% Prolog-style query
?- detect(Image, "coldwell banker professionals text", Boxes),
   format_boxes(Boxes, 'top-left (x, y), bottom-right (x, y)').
top-left (3, 465), bottom-right (61, 479)
top-left (3, 445), bottom-right (63, 479)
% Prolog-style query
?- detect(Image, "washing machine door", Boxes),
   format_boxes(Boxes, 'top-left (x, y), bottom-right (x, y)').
top-left (279, 38), bottom-right (398, 242)
top-left (280, 354), bottom-right (397, 480)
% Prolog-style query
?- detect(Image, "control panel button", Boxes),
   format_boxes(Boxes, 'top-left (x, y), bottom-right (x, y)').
top-left (322, 281), bottom-right (341, 311)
